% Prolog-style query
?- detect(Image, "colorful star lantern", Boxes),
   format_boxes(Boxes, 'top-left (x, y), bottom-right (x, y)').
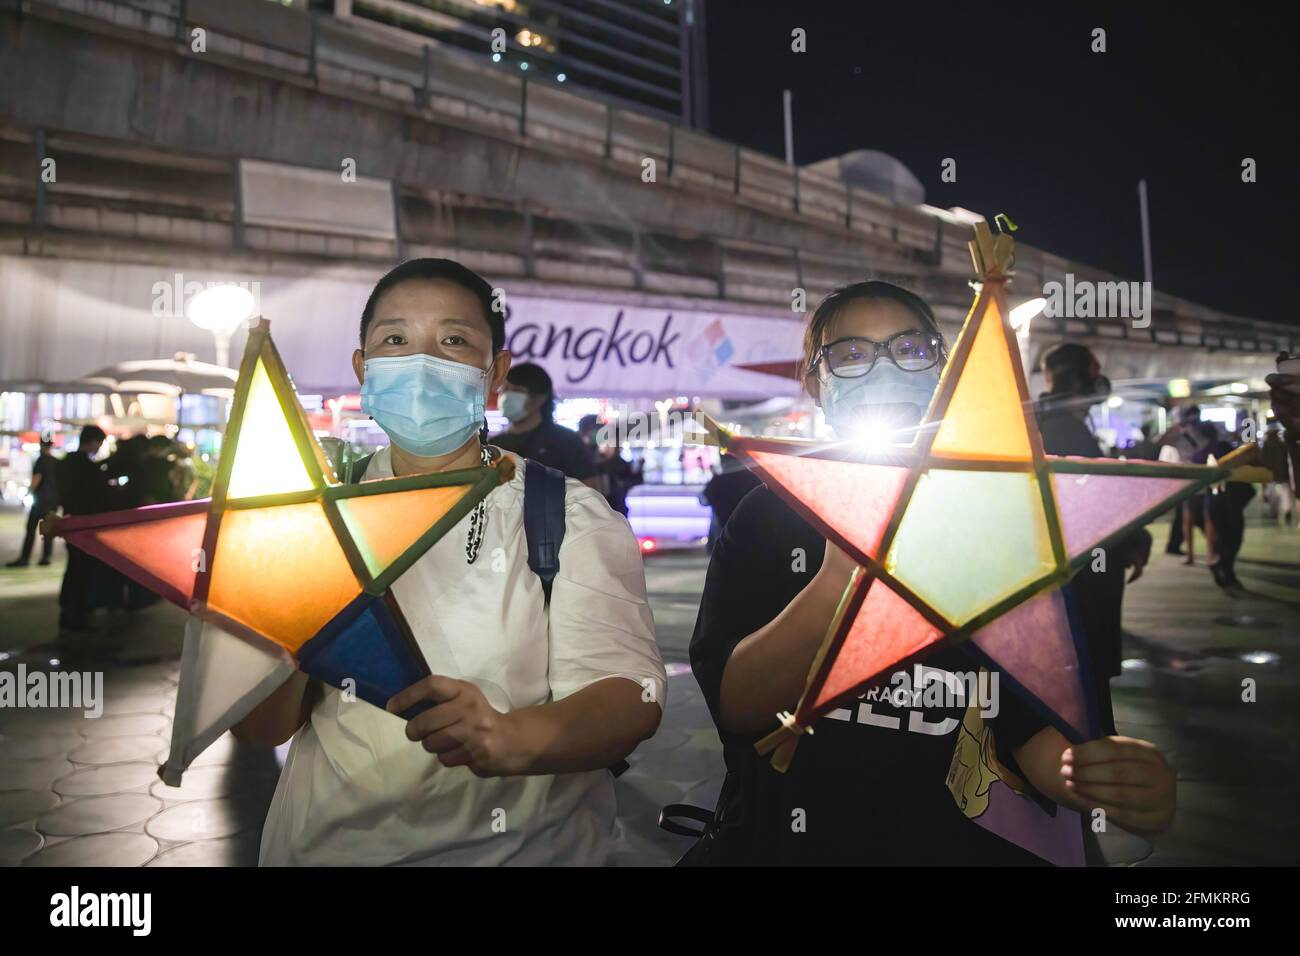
top-left (57, 320), bottom-right (510, 782)
top-left (161, 615), bottom-right (294, 786)
top-left (703, 222), bottom-right (1251, 774)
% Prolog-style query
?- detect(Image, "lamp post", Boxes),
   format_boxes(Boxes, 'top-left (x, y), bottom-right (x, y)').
top-left (782, 89), bottom-right (794, 165)
top-left (186, 284), bottom-right (256, 441)
top-left (1009, 297), bottom-right (1047, 375)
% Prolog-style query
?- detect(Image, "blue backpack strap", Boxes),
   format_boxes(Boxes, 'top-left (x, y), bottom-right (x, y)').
top-left (523, 459), bottom-right (630, 778)
top-left (523, 458), bottom-right (566, 604)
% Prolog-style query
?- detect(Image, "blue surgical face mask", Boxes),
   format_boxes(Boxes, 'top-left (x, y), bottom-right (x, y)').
top-left (498, 390), bottom-right (530, 424)
top-left (821, 362), bottom-right (942, 440)
top-left (360, 353), bottom-right (487, 458)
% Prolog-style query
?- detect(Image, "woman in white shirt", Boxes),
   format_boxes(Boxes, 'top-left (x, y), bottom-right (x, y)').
top-left (236, 258), bottom-right (666, 866)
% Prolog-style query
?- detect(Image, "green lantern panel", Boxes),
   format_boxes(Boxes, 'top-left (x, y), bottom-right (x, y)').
top-left (885, 468), bottom-right (1056, 626)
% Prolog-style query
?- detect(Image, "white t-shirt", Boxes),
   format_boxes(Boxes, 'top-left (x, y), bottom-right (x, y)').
top-left (258, 448), bottom-right (665, 866)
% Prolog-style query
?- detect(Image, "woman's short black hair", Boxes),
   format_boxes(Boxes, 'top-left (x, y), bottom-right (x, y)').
top-left (803, 280), bottom-right (943, 371)
top-left (505, 362), bottom-right (555, 423)
top-left (1040, 342), bottom-right (1097, 393)
top-left (359, 258), bottom-right (504, 353)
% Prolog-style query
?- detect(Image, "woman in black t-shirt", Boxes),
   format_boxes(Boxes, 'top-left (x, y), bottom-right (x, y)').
top-left (689, 281), bottom-right (1176, 865)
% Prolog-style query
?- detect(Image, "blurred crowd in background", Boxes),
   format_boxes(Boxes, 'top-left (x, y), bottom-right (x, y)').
top-left (5, 344), bottom-right (1294, 646)
top-left (5, 425), bottom-right (200, 630)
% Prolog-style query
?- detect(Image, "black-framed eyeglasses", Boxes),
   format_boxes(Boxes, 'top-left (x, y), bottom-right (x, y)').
top-left (807, 330), bottom-right (945, 379)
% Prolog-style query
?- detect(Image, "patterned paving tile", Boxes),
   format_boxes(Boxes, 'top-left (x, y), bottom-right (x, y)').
top-left (145, 798), bottom-right (266, 842)
top-left (145, 831), bottom-right (263, 867)
top-left (0, 827), bottom-right (43, 865)
top-left (68, 735), bottom-right (168, 766)
top-left (38, 793), bottom-right (162, 836)
top-left (0, 734), bottom-right (82, 761)
top-left (80, 713), bottom-right (171, 738)
top-left (0, 790), bottom-right (62, 828)
top-left (149, 764), bottom-right (274, 802)
top-left (2, 757), bottom-right (75, 791)
top-left (54, 763), bottom-right (161, 797)
top-left (22, 832), bottom-right (159, 867)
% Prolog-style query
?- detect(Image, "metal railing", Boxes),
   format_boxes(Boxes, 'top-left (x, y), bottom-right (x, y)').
top-left (26, 0), bottom-right (937, 251)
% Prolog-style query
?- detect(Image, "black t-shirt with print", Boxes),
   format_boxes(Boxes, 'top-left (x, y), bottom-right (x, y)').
top-left (689, 485), bottom-right (1053, 866)
top-left (492, 421), bottom-right (596, 481)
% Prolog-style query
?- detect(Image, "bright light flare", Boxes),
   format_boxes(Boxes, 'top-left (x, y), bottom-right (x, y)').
top-left (1009, 297), bottom-right (1047, 334)
top-left (187, 285), bottom-right (255, 333)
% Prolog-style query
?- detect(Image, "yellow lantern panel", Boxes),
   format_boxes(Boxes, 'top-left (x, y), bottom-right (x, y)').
top-left (929, 299), bottom-right (1033, 462)
top-left (226, 358), bottom-right (316, 500)
top-left (207, 500), bottom-right (361, 651)
top-left (337, 483), bottom-right (476, 579)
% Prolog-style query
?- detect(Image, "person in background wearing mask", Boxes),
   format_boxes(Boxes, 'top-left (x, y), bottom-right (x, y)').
top-left (6, 437), bottom-right (59, 568)
top-left (493, 363), bottom-right (600, 488)
top-left (235, 258), bottom-right (665, 866)
top-left (1036, 343), bottom-right (1151, 736)
top-left (49, 425), bottom-right (109, 630)
top-left (688, 282), bottom-right (1175, 865)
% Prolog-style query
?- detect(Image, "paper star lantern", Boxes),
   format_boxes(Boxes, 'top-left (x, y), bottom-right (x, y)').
top-left (59, 320), bottom-right (510, 781)
top-left (706, 222), bottom-right (1248, 770)
top-left (159, 615), bottom-right (294, 786)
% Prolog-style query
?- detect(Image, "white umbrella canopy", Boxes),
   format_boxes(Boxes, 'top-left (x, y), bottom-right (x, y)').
top-left (0, 379), bottom-right (116, 394)
top-left (80, 352), bottom-right (238, 396)
top-left (54, 414), bottom-right (226, 431)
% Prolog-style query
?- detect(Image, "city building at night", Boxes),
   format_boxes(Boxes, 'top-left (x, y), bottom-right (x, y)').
top-left (331, 0), bottom-right (709, 125)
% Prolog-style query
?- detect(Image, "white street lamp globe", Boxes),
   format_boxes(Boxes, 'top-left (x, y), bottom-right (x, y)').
top-left (187, 284), bottom-right (255, 334)
top-left (1010, 297), bottom-right (1048, 333)
top-left (187, 285), bottom-right (255, 369)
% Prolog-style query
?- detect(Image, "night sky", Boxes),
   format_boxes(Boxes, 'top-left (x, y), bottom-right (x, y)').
top-left (704, 1), bottom-right (1298, 326)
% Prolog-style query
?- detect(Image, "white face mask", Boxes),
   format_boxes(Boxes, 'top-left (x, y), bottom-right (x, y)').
top-left (498, 390), bottom-right (530, 423)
